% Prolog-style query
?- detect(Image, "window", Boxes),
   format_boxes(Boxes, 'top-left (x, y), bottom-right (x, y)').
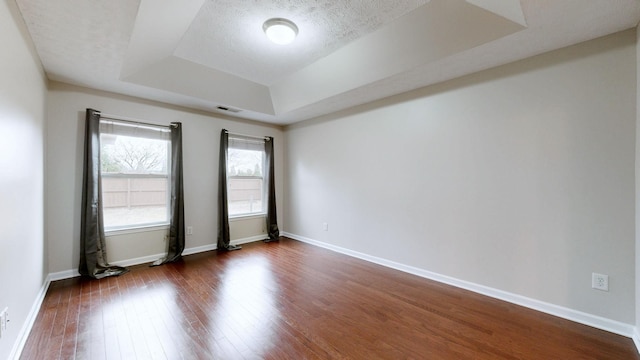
top-left (227, 136), bottom-right (265, 217)
top-left (99, 120), bottom-right (171, 230)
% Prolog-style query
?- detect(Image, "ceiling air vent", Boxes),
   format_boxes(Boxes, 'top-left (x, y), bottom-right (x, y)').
top-left (217, 106), bottom-right (241, 113)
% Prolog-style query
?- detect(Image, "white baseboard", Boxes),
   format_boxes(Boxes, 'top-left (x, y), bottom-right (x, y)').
top-left (48, 269), bottom-right (81, 282)
top-left (231, 234), bottom-right (269, 246)
top-left (112, 253), bottom-right (165, 267)
top-left (633, 327), bottom-right (640, 355)
top-left (49, 252), bottom-right (167, 281)
top-left (181, 235), bottom-right (268, 255)
top-left (107, 234), bottom-right (267, 266)
top-left (10, 235), bottom-right (267, 359)
top-left (9, 274), bottom-right (53, 360)
top-left (281, 232), bottom-right (636, 339)
top-left (49, 234), bottom-right (268, 282)
top-left (182, 243), bottom-right (217, 256)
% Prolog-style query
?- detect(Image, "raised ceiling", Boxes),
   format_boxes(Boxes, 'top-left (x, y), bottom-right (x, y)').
top-left (14, 0), bottom-right (640, 125)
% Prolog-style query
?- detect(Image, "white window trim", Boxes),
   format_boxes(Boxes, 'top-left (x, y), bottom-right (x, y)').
top-left (105, 223), bottom-right (169, 236)
top-left (100, 121), bottom-right (172, 232)
top-left (229, 212), bottom-right (266, 221)
top-left (226, 139), bottom-right (267, 217)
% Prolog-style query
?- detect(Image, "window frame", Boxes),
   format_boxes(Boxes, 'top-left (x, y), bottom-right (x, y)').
top-left (226, 137), bottom-right (267, 219)
top-left (99, 120), bottom-right (172, 233)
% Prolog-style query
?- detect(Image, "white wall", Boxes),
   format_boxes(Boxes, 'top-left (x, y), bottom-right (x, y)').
top-left (46, 83), bottom-right (284, 274)
top-left (285, 30), bottom-right (636, 324)
top-left (0, 1), bottom-right (47, 358)
top-left (104, 217), bottom-right (268, 265)
top-left (105, 228), bottom-right (168, 264)
top-left (636, 25), bottom-right (640, 343)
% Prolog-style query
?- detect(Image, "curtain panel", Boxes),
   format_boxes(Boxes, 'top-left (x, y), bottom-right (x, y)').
top-left (265, 137), bottom-right (280, 241)
top-left (218, 129), bottom-right (280, 249)
top-left (153, 122), bottom-right (185, 265)
top-left (79, 108), bottom-right (129, 279)
top-left (217, 129), bottom-right (234, 250)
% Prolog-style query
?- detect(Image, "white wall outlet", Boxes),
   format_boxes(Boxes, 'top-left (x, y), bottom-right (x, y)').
top-left (0, 307), bottom-right (8, 338)
top-left (187, 226), bottom-right (193, 235)
top-left (592, 273), bottom-right (609, 291)
top-left (322, 222), bottom-right (328, 231)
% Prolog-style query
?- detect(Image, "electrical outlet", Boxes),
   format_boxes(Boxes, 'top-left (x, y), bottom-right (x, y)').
top-left (187, 226), bottom-right (193, 235)
top-left (0, 307), bottom-right (8, 338)
top-left (322, 222), bottom-right (328, 231)
top-left (592, 273), bottom-right (609, 291)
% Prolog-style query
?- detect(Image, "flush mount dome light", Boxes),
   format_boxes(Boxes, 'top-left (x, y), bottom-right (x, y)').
top-left (263, 18), bottom-right (298, 45)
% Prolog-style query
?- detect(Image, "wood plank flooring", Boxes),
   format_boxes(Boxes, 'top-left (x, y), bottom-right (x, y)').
top-left (21, 237), bottom-right (639, 359)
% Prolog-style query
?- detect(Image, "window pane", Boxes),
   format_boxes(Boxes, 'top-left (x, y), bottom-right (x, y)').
top-left (228, 148), bottom-right (264, 216)
top-left (228, 178), bottom-right (263, 216)
top-left (100, 134), bottom-right (170, 229)
top-left (227, 148), bottom-right (262, 176)
top-left (101, 135), bottom-right (168, 175)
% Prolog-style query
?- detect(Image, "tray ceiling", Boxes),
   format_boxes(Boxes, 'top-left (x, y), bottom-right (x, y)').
top-left (14, 0), bottom-right (640, 125)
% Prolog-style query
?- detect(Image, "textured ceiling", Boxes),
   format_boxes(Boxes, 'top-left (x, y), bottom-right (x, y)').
top-left (14, 0), bottom-right (640, 125)
top-left (175, 0), bottom-right (431, 85)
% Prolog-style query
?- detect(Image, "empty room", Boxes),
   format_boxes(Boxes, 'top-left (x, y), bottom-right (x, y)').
top-left (2, 0), bottom-right (640, 359)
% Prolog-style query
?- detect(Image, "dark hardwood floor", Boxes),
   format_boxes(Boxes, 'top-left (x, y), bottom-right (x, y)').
top-left (21, 237), bottom-right (639, 359)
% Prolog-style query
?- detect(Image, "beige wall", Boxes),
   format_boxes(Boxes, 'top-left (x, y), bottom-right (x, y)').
top-left (105, 228), bottom-right (167, 264)
top-left (636, 25), bottom-right (640, 340)
top-left (285, 30), bottom-right (636, 324)
top-left (0, 1), bottom-right (48, 358)
top-left (104, 218), bottom-right (268, 265)
top-left (46, 83), bottom-right (283, 273)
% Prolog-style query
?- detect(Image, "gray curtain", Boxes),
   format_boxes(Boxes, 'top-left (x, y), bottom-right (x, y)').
top-left (217, 129), bottom-right (240, 251)
top-left (152, 122), bottom-right (185, 265)
top-left (264, 137), bottom-right (280, 241)
top-left (79, 108), bottom-right (129, 279)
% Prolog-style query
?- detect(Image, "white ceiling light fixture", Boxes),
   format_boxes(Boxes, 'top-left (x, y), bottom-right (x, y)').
top-left (263, 18), bottom-right (298, 45)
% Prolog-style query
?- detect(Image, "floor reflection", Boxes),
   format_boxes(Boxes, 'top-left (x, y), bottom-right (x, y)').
top-left (208, 254), bottom-right (280, 358)
top-left (99, 282), bottom-right (194, 359)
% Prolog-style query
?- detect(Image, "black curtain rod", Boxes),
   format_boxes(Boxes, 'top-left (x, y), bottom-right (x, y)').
top-left (99, 112), bottom-right (177, 129)
top-left (224, 129), bottom-right (271, 141)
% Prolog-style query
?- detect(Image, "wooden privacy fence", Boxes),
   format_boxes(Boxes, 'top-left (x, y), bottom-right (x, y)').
top-left (227, 177), bottom-right (262, 202)
top-left (101, 176), bottom-right (262, 209)
top-left (102, 176), bottom-right (167, 208)
top-left (228, 177), bottom-right (263, 214)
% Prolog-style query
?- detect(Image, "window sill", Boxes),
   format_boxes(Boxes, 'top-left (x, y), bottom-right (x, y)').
top-left (229, 213), bottom-right (266, 222)
top-left (105, 224), bottom-right (169, 236)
